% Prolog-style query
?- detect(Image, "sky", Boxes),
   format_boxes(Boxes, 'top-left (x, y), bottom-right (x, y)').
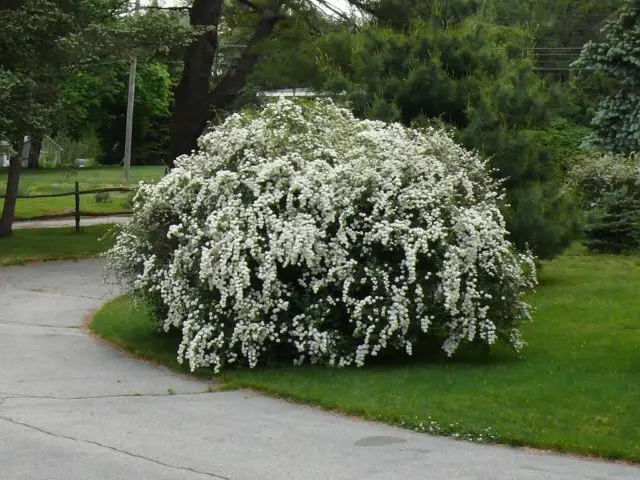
top-left (146, 0), bottom-right (357, 20)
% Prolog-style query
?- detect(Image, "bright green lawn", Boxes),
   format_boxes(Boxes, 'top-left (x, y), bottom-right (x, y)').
top-left (91, 246), bottom-right (640, 461)
top-left (0, 224), bottom-right (119, 265)
top-left (0, 166), bottom-right (164, 219)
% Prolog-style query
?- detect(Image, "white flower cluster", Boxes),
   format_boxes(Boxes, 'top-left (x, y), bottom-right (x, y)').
top-left (566, 151), bottom-right (640, 208)
top-left (106, 98), bottom-right (536, 373)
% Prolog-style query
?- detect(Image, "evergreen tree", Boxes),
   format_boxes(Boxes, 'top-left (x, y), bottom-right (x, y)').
top-left (574, 0), bottom-right (640, 153)
top-left (317, 18), bottom-right (579, 259)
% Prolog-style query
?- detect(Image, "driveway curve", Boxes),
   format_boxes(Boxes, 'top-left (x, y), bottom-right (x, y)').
top-left (0, 259), bottom-right (638, 480)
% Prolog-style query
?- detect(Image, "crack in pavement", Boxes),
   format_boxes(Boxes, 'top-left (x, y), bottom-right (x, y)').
top-left (0, 321), bottom-right (82, 329)
top-left (11, 374), bottom-right (199, 382)
top-left (0, 415), bottom-right (231, 480)
top-left (3, 287), bottom-right (109, 301)
top-left (0, 391), bottom-right (215, 402)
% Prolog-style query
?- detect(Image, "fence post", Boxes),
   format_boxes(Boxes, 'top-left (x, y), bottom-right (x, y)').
top-left (74, 181), bottom-right (80, 233)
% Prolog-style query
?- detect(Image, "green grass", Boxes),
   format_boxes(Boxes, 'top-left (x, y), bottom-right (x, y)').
top-left (0, 166), bottom-right (164, 219)
top-left (90, 246), bottom-right (640, 461)
top-left (0, 224), bottom-right (119, 265)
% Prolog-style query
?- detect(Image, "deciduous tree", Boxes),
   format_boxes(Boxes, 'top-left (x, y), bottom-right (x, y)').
top-left (0, 0), bottom-right (192, 236)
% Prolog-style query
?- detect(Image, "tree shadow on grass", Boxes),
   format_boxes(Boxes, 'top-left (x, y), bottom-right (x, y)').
top-left (148, 315), bottom-right (521, 375)
top-left (363, 336), bottom-right (521, 370)
top-left (535, 274), bottom-right (567, 289)
top-left (248, 334), bottom-right (521, 374)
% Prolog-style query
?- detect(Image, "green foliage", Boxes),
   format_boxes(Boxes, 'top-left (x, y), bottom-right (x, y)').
top-left (58, 71), bottom-right (113, 139)
top-left (526, 117), bottom-right (592, 170)
top-left (92, 62), bottom-right (173, 165)
top-left (55, 134), bottom-right (102, 166)
top-left (58, 62), bottom-right (173, 165)
top-left (345, 0), bottom-right (622, 125)
top-left (366, 0), bottom-right (484, 29)
top-left (247, 11), bottom-right (326, 92)
top-left (94, 191), bottom-right (112, 204)
top-left (0, 0), bottom-right (193, 148)
top-left (233, 5), bottom-right (337, 113)
top-left (353, 0), bottom-right (623, 47)
top-left (122, 190), bottom-right (136, 210)
top-left (491, 0), bottom-right (624, 47)
top-left (317, 17), bottom-right (579, 259)
top-left (503, 181), bottom-right (578, 260)
top-left (0, 0), bottom-right (183, 234)
top-left (574, 0), bottom-right (640, 153)
top-left (0, 0), bottom-right (90, 144)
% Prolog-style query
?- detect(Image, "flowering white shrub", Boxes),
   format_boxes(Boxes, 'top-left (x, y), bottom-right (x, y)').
top-left (106, 98), bottom-right (536, 373)
top-left (566, 152), bottom-right (640, 209)
top-left (566, 152), bottom-right (640, 253)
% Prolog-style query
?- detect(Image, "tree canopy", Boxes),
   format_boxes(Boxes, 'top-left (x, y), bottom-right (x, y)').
top-left (0, 0), bottom-right (194, 235)
top-left (314, 15), bottom-right (579, 259)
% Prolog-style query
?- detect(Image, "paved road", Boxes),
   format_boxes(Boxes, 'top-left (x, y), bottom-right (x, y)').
top-left (0, 260), bottom-right (638, 480)
top-left (13, 215), bottom-right (131, 230)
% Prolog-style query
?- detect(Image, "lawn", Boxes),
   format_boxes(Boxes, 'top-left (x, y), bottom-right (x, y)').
top-left (0, 166), bottom-right (165, 219)
top-left (0, 224), bottom-right (119, 265)
top-left (91, 246), bottom-right (640, 462)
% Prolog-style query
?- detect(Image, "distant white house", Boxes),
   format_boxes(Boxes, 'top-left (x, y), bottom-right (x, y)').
top-left (0, 140), bottom-right (10, 167)
top-left (0, 135), bottom-right (63, 168)
top-left (259, 88), bottom-right (344, 98)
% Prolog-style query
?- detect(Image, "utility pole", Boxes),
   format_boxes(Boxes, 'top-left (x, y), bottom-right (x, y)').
top-left (123, 0), bottom-right (140, 183)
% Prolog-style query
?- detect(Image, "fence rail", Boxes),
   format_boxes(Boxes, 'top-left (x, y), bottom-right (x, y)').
top-left (16, 186), bottom-right (135, 199)
top-left (17, 182), bottom-right (137, 232)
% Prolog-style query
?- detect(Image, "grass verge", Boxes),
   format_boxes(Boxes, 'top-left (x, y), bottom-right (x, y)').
top-left (90, 247), bottom-right (640, 462)
top-left (0, 224), bottom-right (119, 265)
top-left (91, 295), bottom-right (217, 379)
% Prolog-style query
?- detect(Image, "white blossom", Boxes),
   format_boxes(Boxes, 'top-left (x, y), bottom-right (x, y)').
top-left (105, 98), bottom-right (537, 373)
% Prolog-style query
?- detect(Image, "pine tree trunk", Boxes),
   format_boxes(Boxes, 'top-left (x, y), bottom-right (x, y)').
top-left (169, 0), bottom-right (223, 162)
top-left (27, 135), bottom-right (43, 168)
top-left (0, 142), bottom-right (23, 237)
top-left (168, 1), bottom-right (283, 165)
top-left (208, 10), bottom-right (282, 109)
